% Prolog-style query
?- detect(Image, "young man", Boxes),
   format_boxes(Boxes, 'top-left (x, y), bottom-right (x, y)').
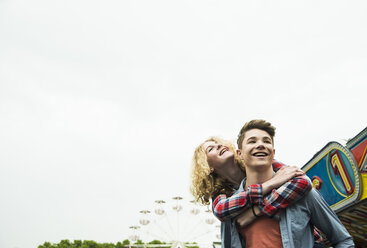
top-left (231, 120), bottom-right (353, 247)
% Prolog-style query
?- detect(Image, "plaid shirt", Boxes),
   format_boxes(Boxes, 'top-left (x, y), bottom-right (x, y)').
top-left (212, 160), bottom-right (323, 243)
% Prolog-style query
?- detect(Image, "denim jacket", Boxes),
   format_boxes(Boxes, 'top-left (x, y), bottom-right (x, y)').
top-left (220, 179), bottom-right (354, 248)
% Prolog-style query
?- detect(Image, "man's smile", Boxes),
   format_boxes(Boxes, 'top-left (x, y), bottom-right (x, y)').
top-left (252, 151), bottom-right (269, 157)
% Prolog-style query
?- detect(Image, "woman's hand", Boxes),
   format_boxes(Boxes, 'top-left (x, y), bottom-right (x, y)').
top-left (235, 205), bottom-right (261, 228)
top-left (262, 166), bottom-right (305, 195)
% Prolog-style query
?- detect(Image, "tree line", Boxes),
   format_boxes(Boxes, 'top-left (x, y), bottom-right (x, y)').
top-left (38, 239), bottom-right (199, 248)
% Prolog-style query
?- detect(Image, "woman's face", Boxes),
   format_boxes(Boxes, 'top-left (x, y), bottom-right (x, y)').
top-left (203, 141), bottom-right (234, 173)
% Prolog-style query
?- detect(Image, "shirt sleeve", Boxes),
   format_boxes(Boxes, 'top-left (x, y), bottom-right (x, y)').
top-left (212, 184), bottom-right (262, 221)
top-left (307, 189), bottom-right (354, 247)
top-left (260, 175), bottom-right (312, 216)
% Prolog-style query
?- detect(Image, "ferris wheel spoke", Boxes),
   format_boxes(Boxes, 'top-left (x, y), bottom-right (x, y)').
top-left (181, 211), bottom-right (194, 230)
top-left (141, 229), bottom-right (167, 242)
top-left (176, 211), bottom-right (180, 241)
top-left (150, 218), bottom-right (175, 241)
top-left (187, 229), bottom-right (216, 242)
top-left (181, 217), bottom-right (206, 241)
top-left (162, 212), bottom-right (177, 240)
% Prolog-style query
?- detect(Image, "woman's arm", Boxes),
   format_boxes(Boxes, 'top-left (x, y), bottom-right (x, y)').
top-left (260, 174), bottom-right (312, 216)
top-left (212, 184), bottom-right (260, 221)
top-left (212, 161), bottom-right (311, 221)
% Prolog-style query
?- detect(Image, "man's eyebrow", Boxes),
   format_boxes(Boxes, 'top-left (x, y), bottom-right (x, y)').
top-left (263, 137), bottom-right (273, 142)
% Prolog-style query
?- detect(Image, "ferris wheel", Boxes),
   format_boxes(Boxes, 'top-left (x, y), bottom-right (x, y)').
top-left (128, 196), bottom-right (221, 248)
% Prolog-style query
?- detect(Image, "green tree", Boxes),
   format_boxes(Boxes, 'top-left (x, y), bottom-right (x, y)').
top-left (100, 243), bottom-right (115, 248)
top-left (134, 240), bottom-right (144, 245)
top-left (185, 242), bottom-right (199, 248)
top-left (148, 240), bottom-right (162, 244)
top-left (147, 239), bottom-right (168, 248)
top-left (72, 240), bottom-right (82, 248)
top-left (122, 239), bottom-right (130, 245)
top-left (116, 242), bottom-right (124, 248)
top-left (38, 242), bottom-right (55, 248)
top-left (57, 239), bottom-right (72, 248)
top-left (81, 240), bottom-right (98, 248)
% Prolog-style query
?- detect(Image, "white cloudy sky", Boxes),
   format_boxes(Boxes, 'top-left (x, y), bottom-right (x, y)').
top-left (1, 1), bottom-right (366, 248)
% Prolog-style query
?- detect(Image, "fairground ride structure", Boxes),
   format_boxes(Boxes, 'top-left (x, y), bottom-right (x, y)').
top-left (128, 196), bottom-right (221, 248)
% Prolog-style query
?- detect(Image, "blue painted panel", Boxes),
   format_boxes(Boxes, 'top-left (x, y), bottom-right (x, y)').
top-left (302, 142), bottom-right (361, 211)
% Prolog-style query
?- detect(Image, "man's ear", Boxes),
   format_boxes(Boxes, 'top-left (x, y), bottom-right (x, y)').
top-left (236, 149), bottom-right (242, 158)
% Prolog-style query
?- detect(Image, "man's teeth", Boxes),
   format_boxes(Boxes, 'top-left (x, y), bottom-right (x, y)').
top-left (253, 152), bottom-right (267, 157)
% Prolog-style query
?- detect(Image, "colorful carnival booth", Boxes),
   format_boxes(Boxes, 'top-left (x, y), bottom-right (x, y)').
top-left (302, 127), bottom-right (367, 247)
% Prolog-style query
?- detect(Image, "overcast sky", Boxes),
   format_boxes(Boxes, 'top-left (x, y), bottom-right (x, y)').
top-left (1, 1), bottom-right (367, 248)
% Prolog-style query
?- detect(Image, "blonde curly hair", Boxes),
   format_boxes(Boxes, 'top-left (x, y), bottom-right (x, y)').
top-left (190, 137), bottom-right (246, 205)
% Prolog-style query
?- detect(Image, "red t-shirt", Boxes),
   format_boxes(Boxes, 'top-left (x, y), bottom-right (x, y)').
top-left (237, 215), bottom-right (283, 248)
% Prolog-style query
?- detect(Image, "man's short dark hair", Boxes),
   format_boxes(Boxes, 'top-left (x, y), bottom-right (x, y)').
top-left (237, 119), bottom-right (276, 149)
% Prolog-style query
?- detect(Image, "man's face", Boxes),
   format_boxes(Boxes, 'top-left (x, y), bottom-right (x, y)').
top-left (237, 128), bottom-right (275, 169)
top-left (203, 141), bottom-right (234, 173)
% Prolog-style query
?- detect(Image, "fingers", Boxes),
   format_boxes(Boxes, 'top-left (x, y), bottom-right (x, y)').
top-left (295, 170), bottom-right (305, 176)
top-left (284, 165), bottom-right (304, 173)
top-left (271, 165), bottom-right (306, 188)
top-left (294, 167), bottom-right (305, 175)
top-left (276, 166), bottom-right (305, 178)
top-left (236, 208), bottom-right (256, 228)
